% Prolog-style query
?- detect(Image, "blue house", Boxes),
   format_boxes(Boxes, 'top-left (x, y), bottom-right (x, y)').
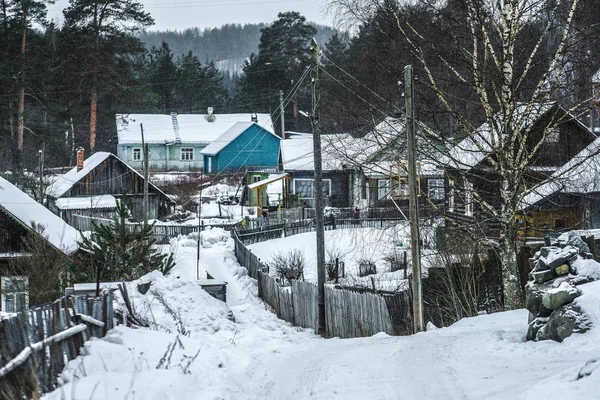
top-left (201, 122), bottom-right (281, 174)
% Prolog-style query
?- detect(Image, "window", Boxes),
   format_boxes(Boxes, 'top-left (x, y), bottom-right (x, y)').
top-left (253, 175), bottom-right (263, 183)
top-left (378, 179), bottom-right (390, 200)
top-left (427, 179), bottom-right (445, 201)
top-left (293, 178), bottom-right (331, 199)
top-left (448, 180), bottom-right (455, 213)
top-left (554, 219), bottom-right (566, 229)
top-left (132, 147), bottom-right (142, 161)
top-left (464, 179), bottom-right (473, 216)
top-left (181, 147), bottom-right (194, 161)
top-left (1, 276), bottom-right (28, 312)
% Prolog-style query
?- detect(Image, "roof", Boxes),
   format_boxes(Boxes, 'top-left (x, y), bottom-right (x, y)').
top-left (247, 173), bottom-right (289, 190)
top-left (0, 177), bottom-right (80, 255)
top-left (116, 113), bottom-right (275, 145)
top-left (46, 152), bottom-right (172, 201)
top-left (520, 136), bottom-right (600, 209)
top-left (280, 133), bottom-right (349, 171)
top-left (55, 195), bottom-right (117, 210)
top-left (446, 102), bottom-right (591, 170)
top-left (200, 122), bottom-right (280, 156)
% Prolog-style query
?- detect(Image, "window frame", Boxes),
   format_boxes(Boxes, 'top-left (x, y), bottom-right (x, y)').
top-left (293, 178), bottom-right (332, 199)
top-left (464, 179), bottom-right (473, 217)
top-left (1, 276), bottom-right (29, 312)
top-left (427, 178), bottom-right (445, 201)
top-left (132, 147), bottom-right (142, 161)
top-left (180, 147), bottom-right (194, 161)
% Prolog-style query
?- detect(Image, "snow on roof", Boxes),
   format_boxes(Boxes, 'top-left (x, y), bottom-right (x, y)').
top-left (280, 133), bottom-right (348, 171)
top-left (0, 177), bottom-right (79, 255)
top-left (200, 122), bottom-right (279, 156)
top-left (55, 195), bottom-right (117, 210)
top-left (116, 113), bottom-right (275, 145)
top-left (520, 136), bottom-right (600, 209)
top-left (447, 102), bottom-right (557, 170)
top-left (247, 173), bottom-right (289, 190)
top-left (46, 152), bottom-right (171, 201)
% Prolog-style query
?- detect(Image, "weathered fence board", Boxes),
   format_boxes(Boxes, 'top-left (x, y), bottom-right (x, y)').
top-left (0, 292), bottom-right (114, 399)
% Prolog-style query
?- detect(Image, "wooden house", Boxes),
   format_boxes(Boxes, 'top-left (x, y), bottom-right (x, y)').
top-left (45, 151), bottom-right (174, 224)
top-left (519, 136), bottom-right (600, 236)
top-left (444, 102), bottom-right (596, 238)
top-left (279, 133), bottom-right (351, 209)
top-left (200, 122), bottom-right (281, 173)
top-left (116, 110), bottom-right (274, 172)
top-left (0, 176), bottom-right (79, 311)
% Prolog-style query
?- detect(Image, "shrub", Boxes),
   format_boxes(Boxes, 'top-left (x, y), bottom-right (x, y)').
top-left (270, 249), bottom-right (305, 286)
top-left (357, 258), bottom-right (377, 277)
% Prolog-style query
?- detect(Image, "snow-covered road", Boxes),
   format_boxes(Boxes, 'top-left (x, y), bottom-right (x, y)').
top-left (43, 229), bottom-right (600, 400)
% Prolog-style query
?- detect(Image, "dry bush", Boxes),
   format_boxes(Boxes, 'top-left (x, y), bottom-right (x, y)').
top-left (270, 249), bottom-right (305, 286)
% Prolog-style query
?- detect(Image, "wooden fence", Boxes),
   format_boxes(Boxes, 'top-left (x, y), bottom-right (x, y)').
top-left (72, 214), bottom-right (239, 243)
top-left (234, 231), bottom-right (413, 337)
top-left (0, 292), bottom-right (114, 399)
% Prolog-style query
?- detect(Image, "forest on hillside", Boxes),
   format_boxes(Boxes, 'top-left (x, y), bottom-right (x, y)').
top-left (0, 0), bottom-right (598, 177)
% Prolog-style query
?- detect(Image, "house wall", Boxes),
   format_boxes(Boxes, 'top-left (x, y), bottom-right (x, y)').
top-left (117, 143), bottom-right (207, 172)
top-left (204, 125), bottom-right (280, 173)
top-left (0, 211), bottom-right (29, 254)
top-left (288, 170), bottom-right (350, 209)
top-left (48, 157), bottom-right (172, 221)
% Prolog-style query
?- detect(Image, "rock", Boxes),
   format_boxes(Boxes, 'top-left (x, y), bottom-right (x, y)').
top-left (527, 317), bottom-right (548, 341)
top-left (539, 247), bottom-right (552, 258)
top-left (567, 275), bottom-right (594, 286)
top-left (525, 281), bottom-right (552, 316)
top-left (532, 268), bottom-right (557, 284)
top-left (542, 282), bottom-right (581, 310)
top-left (533, 258), bottom-right (549, 272)
top-left (555, 264), bottom-right (570, 276)
top-left (137, 282), bottom-right (152, 295)
top-left (567, 232), bottom-right (590, 254)
top-left (536, 303), bottom-right (592, 342)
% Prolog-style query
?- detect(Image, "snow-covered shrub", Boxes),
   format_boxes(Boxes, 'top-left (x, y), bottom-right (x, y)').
top-left (270, 249), bottom-right (305, 286)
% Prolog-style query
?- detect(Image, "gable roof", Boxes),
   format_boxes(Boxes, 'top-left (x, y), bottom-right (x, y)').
top-left (200, 122), bottom-right (280, 156)
top-left (280, 133), bottom-right (350, 171)
top-left (0, 177), bottom-right (80, 255)
top-left (116, 113), bottom-right (275, 145)
top-left (446, 102), bottom-right (565, 170)
top-left (520, 136), bottom-right (600, 209)
top-left (45, 152), bottom-right (172, 201)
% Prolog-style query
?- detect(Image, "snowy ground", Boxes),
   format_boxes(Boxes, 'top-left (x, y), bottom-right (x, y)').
top-left (43, 228), bottom-right (600, 400)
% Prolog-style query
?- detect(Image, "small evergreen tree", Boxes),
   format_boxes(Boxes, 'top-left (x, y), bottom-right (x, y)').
top-left (76, 201), bottom-right (174, 291)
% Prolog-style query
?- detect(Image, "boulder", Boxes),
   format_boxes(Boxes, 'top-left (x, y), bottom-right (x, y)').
top-left (566, 231), bottom-right (591, 254)
top-left (555, 264), bottom-right (570, 276)
top-left (527, 317), bottom-right (548, 341)
top-left (566, 274), bottom-right (595, 286)
top-left (541, 282), bottom-right (581, 310)
top-left (536, 303), bottom-right (592, 342)
top-left (525, 281), bottom-right (552, 316)
top-left (532, 268), bottom-right (557, 284)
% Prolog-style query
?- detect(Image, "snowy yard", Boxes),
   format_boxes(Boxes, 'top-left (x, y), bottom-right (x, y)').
top-left (42, 228), bottom-right (600, 400)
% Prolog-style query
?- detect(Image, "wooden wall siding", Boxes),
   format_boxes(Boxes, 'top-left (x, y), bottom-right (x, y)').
top-left (209, 125), bottom-right (280, 172)
top-left (0, 211), bottom-right (29, 253)
top-left (117, 143), bottom-right (206, 172)
top-left (288, 170), bottom-right (351, 209)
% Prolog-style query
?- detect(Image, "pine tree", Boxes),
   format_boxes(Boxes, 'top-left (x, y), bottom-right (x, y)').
top-left (76, 201), bottom-right (174, 290)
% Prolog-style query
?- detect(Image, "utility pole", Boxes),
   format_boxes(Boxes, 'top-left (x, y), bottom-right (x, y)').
top-left (280, 89), bottom-right (285, 139)
top-left (404, 66), bottom-right (424, 333)
top-left (310, 38), bottom-right (326, 337)
top-left (140, 123), bottom-right (149, 224)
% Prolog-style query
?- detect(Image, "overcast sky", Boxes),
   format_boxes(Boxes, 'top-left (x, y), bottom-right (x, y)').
top-left (47, 0), bottom-right (334, 31)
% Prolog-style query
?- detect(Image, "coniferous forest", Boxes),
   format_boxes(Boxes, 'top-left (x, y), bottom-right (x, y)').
top-left (0, 0), bottom-right (598, 175)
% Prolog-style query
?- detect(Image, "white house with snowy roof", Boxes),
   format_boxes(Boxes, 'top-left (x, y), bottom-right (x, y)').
top-left (115, 110), bottom-right (275, 172)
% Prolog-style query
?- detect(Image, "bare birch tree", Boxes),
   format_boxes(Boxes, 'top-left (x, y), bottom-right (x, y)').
top-left (327, 0), bottom-right (595, 308)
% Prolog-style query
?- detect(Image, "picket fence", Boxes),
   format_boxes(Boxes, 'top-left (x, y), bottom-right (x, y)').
top-left (0, 293), bottom-right (114, 399)
top-left (233, 231), bottom-right (413, 338)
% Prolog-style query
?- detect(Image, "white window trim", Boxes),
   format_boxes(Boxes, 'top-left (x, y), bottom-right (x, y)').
top-left (448, 180), bottom-right (455, 213)
top-left (132, 147), bottom-right (142, 161)
top-left (293, 178), bottom-right (332, 199)
top-left (180, 147), bottom-right (194, 161)
top-left (1, 276), bottom-right (29, 312)
top-left (464, 179), bottom-right (473, 217)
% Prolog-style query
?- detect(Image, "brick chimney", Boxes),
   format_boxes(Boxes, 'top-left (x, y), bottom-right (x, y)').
top-left (76, 147), bottom-right (85, 171)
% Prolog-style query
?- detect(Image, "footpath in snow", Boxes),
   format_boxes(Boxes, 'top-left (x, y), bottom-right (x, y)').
top-left (43, 228), bottom-right (600, 400)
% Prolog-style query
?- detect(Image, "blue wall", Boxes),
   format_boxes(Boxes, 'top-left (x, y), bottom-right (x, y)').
top-left (204, 125), bottom-right (280, 173)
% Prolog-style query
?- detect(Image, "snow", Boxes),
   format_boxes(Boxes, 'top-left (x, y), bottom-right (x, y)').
top-left (280, 133), bottom-right (348, 171)
top-left (54, 195), bottom-right (117, 210)
top-left (520, 136), bottom-right (600, 209)
top-left (116, 113), bottom-right (275, 144)
top-left (247, 173), bottom-right (288, 190)
top-left (43, 227), bottom-right (600, 400)
top-left (200, 122), bottom-right (280, 156)
top-left (0, 176), bottom-right (79, 255)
